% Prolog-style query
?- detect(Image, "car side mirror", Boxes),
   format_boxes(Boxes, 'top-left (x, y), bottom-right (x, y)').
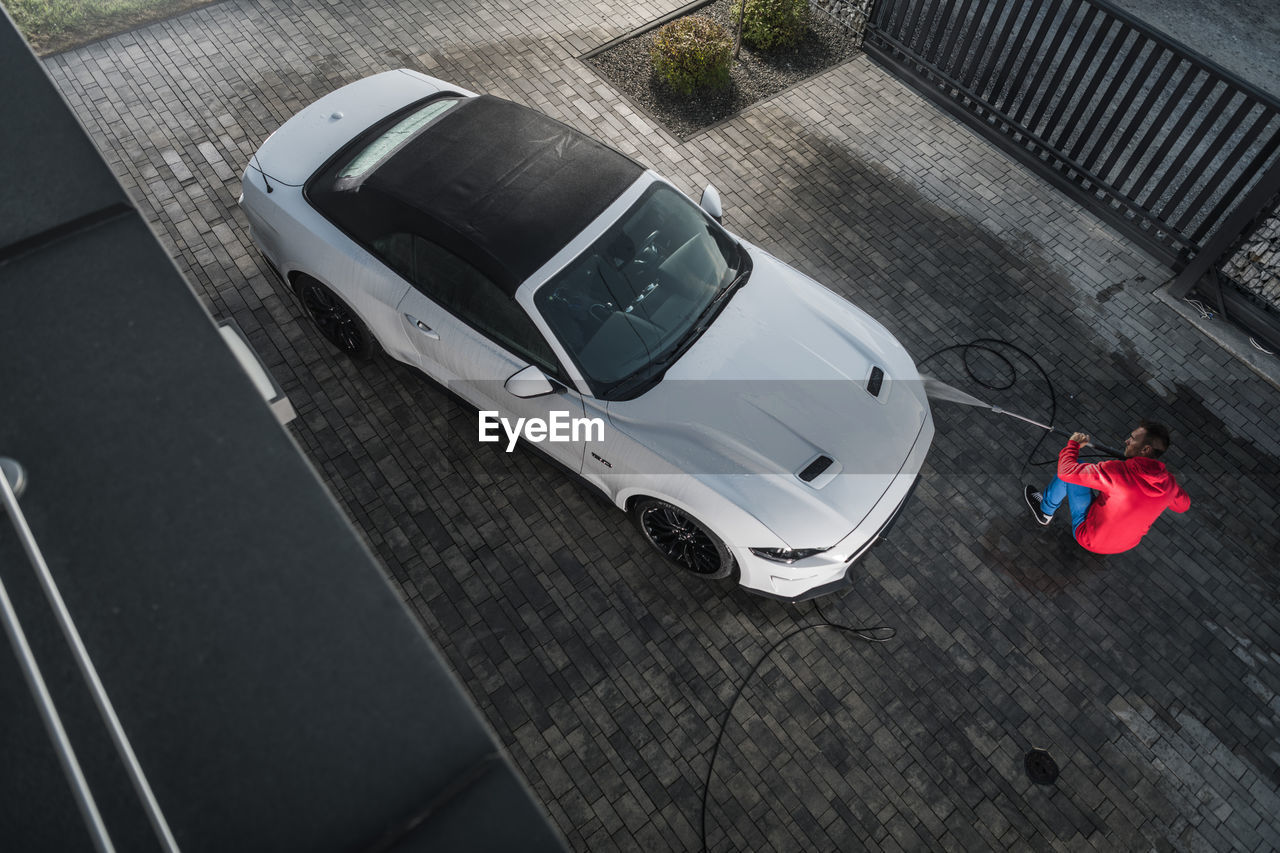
top-left (505, 365), bottom-right (555, 398)
top-left (700, 184), bottom-right (723, 223)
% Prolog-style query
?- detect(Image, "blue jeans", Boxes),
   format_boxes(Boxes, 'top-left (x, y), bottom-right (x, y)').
top-left (1040, 476), bottom-right (1093, 538)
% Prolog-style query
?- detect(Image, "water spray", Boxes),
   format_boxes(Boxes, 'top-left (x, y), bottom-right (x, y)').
top-left (922, 376), bottom-right (1126, 458)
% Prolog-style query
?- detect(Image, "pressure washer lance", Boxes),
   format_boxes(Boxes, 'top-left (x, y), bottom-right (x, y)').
top-left (921, 377), bottom-right (1126, 458)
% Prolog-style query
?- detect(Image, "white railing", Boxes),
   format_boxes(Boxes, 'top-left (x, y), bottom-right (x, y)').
top-left (0, 458), bottom-right (179, 853)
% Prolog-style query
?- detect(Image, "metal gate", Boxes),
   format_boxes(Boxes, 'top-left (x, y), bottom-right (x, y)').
top-left (862, 0), bottom-right (1280, 277)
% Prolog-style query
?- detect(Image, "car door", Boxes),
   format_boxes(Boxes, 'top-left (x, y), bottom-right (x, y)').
top-left (392, 235), bottom-right (589, 472)
top-left (366, 231), bottom-right (469, 387)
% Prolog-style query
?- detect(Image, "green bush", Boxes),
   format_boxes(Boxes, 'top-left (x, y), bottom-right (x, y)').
top-left (732, 0), bottom-right (810, 51)
top-left (651, 15), bottom-right (733, 96)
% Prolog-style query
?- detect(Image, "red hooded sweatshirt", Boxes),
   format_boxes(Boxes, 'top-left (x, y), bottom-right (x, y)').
top-left (1057, 441), bottom-right (1190, 554)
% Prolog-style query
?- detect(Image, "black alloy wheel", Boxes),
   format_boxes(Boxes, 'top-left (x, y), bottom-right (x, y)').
top-left (631, 498), bottom-right (734, 580)
top-left (296, 275), bottom-right (377, 359)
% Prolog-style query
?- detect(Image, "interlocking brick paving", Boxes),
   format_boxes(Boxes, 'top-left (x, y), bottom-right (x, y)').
top-left (42, 0), bottom-right (1280, 848)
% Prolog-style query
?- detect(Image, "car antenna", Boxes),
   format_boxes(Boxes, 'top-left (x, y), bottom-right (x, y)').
top-left (252, 153), bottom-right (273, 193)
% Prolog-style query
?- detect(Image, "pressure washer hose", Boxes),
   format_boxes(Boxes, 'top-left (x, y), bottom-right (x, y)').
top-left (988, 405), bottom-right (1126, 458)
top-left (918, 338), bottom-right (1126, 467)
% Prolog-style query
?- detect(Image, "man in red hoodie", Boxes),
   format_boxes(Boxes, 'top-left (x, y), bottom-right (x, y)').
top-left (1024, 420), bottom-right (1190, 553)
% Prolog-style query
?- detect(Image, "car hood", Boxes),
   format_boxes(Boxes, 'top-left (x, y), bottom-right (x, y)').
top-left (606, 249), bottom-right (931, 547)
top-left (253, 69), bottom-right (452, 186)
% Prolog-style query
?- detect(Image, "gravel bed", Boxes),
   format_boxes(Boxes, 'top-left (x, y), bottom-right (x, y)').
top-left (587, 0), bottom-right (861, 140)
top-left (1226, 214), bottom-right (1280, 306)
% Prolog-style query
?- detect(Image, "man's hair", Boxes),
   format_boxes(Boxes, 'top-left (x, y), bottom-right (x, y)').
top-left (1139, 419), bottom-right (1171, 457)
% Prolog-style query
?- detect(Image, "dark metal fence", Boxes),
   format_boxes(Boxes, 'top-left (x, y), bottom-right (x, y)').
top-left (862, 0), bottom-right (1280, 278)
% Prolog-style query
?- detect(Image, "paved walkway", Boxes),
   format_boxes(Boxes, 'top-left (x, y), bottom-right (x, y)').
top-left (45, 0), bottom-right (1280, 849)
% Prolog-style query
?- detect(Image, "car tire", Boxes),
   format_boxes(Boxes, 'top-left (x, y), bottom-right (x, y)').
top-left (630, 498), bottom-right (735, 580)
top-left (296, 275), bottom-right (378, 360)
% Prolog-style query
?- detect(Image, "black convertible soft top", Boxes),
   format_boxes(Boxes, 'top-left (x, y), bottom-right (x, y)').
top-left (311, 95), bottom-right (644, 294)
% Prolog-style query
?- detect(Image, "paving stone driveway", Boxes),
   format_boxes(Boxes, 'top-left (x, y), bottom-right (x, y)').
top-left (44, 0), bottom-right (1280, 849)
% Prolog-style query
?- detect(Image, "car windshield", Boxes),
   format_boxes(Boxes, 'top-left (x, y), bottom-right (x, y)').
top-left (534, 183), bottom-right (744, 399)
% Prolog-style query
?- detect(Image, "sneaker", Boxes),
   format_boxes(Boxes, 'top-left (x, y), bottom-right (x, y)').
top-left (1024, 485), bottom-right (1051, 526)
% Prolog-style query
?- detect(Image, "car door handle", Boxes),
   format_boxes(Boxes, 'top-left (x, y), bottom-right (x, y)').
top-left (405, 314), bottom-right (439, 340)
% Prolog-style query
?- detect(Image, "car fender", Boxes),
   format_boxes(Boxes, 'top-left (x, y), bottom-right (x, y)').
top-left (258, 186), bottom-right (414, 362)
top-left (594, 399), bottom-right (794, 552)
top-left (612, 477), bottom-right (782, 551)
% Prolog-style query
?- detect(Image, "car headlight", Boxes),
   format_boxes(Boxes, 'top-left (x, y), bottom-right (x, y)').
top-left (749, 547), bottom-right (829, 564)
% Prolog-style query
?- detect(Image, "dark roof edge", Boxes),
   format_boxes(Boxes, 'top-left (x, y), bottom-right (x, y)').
top-left (0, 10), bottom-right (566, 850)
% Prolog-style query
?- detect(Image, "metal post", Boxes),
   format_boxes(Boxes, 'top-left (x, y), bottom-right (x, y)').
top-left (734, 0), bottom-right (748, 59)
top-left (1168, 162), bottom-right (1280, 299)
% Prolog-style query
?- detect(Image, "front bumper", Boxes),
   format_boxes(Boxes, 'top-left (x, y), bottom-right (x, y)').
top-left (742, 473), bottom-right (920, 603)
top-left (734, 407), bottom-right (933, 602)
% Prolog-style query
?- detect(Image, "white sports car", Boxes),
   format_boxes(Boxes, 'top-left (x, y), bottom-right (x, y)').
top-left (240, 69), bottom-right (933, 601)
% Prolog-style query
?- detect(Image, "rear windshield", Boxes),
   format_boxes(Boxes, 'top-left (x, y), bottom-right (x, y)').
top-left (336, 98), bottom-right (460, 180)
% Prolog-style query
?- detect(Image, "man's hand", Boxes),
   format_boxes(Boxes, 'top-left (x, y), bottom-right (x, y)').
top-left (1070, 432), bottom-right (1091, 446)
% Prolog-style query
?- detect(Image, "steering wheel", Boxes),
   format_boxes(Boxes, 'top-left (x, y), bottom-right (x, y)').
top-left (549, 284), bottom-right (612, 314)
top-left (625, 282), bottom-right (660, 315)
top-left (638, 230), bottom-right (661, 263)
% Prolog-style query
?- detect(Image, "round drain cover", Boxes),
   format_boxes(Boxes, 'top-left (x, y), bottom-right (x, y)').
top-left (1024, 748), bottom-right (1059, 785)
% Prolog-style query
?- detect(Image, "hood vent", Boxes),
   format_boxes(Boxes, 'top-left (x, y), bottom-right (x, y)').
top-left (798, 455), bottom-right (834, 483)
top-left (866, 366), bottom-right (885, 397)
